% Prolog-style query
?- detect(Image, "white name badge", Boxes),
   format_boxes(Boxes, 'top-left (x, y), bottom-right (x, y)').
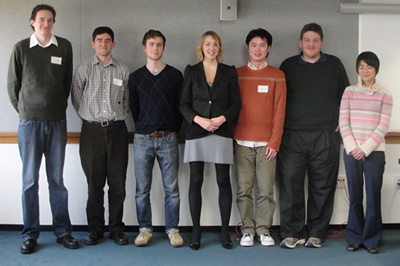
top-left (51, 56), bottom-right (62, 65)
top-left (113, 78), bottom-right (123, 86)
top-left (258, 85), bottom-right (269, 93)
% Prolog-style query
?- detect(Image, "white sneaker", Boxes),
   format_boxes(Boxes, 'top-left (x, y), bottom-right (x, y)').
top-left (240, 233), bottom-right (254, 247)
top-left (258, 233), bottom-right (275, 246)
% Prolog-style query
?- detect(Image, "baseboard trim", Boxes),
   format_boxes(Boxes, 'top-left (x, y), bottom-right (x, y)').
top-left (1, 224), bottom-right (399, 232)
top-left (0, 132), bottom-right (399, 144)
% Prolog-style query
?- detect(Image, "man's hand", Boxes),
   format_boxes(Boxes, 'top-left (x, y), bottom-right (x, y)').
top-left (265, 147), bottom-right (277, 161)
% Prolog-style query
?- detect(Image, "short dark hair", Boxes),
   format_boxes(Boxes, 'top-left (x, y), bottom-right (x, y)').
top-left (92, 26), bottom-right (114, 42)
top-left (30, 4), bottom-right (56, 30)
top-left (245, 28), bottom-right (273, 47)
top-left (356, 51), bottom-right (380, 75)
top-left (142, 29), bottom-right (166, 47)
top-left (300, 22), bottom-right (323, 41)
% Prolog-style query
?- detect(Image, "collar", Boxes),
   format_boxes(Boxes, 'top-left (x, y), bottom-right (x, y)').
top-left (30, 33), bottom-right (58, 48)
top-left (357, 81), bottom-right (379, 95)
top-left (297, 52), bottom-right (327, 64)
top-left (91, 54), bottom-right (114, 67)
top-left (247, 60), bottom-right (268, 70)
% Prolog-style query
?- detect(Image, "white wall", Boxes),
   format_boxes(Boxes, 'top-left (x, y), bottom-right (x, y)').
top-left (0, 144), bottom-right (242, 226)
top-left (1, 142), bottom-right (399, 226)
top-left (359, 17), bottom-right (400, 130)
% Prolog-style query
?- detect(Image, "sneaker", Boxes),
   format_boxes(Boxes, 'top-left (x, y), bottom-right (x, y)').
top-left (280, 237), bottom-right (305, 249)
top-left (258, 233), bottom-right (275, 246)
top-left (305, 237), bottom-right (322, 248)
top-left (135, 230), bottom-right (152, 247)
top-left (168, 231), bottom-right (183, 247)
top-left (240, 233), bottom-right (254, 247)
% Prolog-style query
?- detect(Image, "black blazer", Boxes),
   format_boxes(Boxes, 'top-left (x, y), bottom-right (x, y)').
top-left (180, 62), bottom-right (241, 140)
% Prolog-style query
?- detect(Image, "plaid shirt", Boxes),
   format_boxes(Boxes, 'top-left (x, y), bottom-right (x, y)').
top-left (71, 55), bottom-right (129, 122)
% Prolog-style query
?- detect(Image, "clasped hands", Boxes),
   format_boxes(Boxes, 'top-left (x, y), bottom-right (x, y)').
top-left (194, 115), bottom-right (226, 132)
top-left (351, 147), bottom-right (366, 160)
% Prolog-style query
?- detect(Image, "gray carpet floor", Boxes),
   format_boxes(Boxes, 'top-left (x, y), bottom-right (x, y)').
top-left (0, 230), bottom-right (399, 266)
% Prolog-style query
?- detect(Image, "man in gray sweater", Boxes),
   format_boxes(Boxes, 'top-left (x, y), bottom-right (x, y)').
top-left (7, 4), bottom-right (79, 254)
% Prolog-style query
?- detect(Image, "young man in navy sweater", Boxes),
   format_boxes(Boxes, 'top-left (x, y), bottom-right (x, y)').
top-left (128, 30), bottom-right (183, 247)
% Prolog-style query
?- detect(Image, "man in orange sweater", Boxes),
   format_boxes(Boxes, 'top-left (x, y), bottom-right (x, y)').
top-left (234, 28), bottom-right (287, 247)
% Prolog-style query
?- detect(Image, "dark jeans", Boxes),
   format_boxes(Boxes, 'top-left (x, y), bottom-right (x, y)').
top-left (79, 121), bottom-right (128, 234)
top-left (344, 150), bottom-right (384, 248)
top-left (18, 120), bottom-right (72, 240)
top-left (277, 130), bottom-right (340, 239)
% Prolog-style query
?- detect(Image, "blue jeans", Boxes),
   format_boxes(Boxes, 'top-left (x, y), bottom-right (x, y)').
top-left (18, 120), bottom-right (72, 240)
top-left (134, 132), bottom-right (180, 233)
top-left (344, 150), bottom-right (384, 248)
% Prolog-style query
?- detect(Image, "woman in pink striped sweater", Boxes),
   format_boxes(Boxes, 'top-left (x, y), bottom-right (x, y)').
top-left (339, 51), bottom-right (392, 254)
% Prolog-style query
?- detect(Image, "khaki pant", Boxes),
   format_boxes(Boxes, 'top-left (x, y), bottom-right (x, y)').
top-left (235, 142), bottom-right (276, 236)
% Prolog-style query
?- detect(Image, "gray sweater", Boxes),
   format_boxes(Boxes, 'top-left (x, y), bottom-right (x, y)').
top-left (7, 36), bottom-right (73, 120)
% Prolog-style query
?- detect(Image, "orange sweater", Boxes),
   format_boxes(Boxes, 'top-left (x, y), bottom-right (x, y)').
top-left (234, 65), bottom-right (286, 151)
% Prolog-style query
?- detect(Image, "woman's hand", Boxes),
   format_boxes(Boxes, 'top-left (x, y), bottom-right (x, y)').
top-left (194, 115), bottom-right (219, 132)
top-left (210, 115), bottom-right (226, 128)
top-left (352, 147), bottom-right (366, 160)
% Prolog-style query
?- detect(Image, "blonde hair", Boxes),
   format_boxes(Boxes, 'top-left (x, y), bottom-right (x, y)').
top-left (196, 31), bottom-right (224, 63)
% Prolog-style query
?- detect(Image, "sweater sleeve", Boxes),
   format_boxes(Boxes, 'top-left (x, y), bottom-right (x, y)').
top-left (359, 90), bottom-right (393, 156)
top-left (63, 40), bottom-right (73, 98)
top-left (336, 59), bottom-right (350, 106)
top-left (339, 88), bottom-right (358, 154)
top-left (175, 70), bottom-right (184, 132)
top-left (268, 75), bottom-right (287, 151)
top-left (128, 71), bottom-right (140, 123)
top-left (7, 44), bottom-right (22, 113)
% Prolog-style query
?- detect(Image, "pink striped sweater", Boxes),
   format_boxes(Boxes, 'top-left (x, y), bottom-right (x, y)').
top-left (339, 82), bottom-right (392, 157)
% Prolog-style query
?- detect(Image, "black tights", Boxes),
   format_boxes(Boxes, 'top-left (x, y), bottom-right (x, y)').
top-left (189, 161), bottom-right (232, 243)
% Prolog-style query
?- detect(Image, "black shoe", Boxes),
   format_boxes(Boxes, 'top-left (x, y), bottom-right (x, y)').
top-left (347, 243), bottom-right (361, 251)
top-left (84, 231), bottom-right (103, 245)
top-left (221, 231), bottom-right (233, 249)
top-left (56, 235), bottom-right (79, 249)
top-left (20, 239), bottom-right (37, 254)
top-left (110, 232), bottom-right (129, 245)
top-left (189, 242), bottom-right (200, 250)
top-left (222, 240), bottom-right (233, 249)
top-left (367, 246), bottom-right (380, 254)
top-left (190, 230), bottom-right (201, 250)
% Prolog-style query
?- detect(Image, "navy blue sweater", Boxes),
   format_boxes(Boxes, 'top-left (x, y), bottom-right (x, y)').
top-left (128, 65), bottom-right (183, 134)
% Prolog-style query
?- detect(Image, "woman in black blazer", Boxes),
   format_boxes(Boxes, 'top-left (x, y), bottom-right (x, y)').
top-left (180, 31), bottom-right (241, 250)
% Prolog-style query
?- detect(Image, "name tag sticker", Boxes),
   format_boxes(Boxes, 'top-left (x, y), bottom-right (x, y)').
top-left (51, 56), bottom-right (62, 65)
top-left (258, 85), bottom-right (269, 93)
top-left (113, 78), bottom-right (123, 86)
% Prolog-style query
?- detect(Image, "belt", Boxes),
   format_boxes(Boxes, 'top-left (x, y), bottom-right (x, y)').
top-left (84, 120), bottom-right (123, 127)
top-left (148, 131), bottom-right (172, 138)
